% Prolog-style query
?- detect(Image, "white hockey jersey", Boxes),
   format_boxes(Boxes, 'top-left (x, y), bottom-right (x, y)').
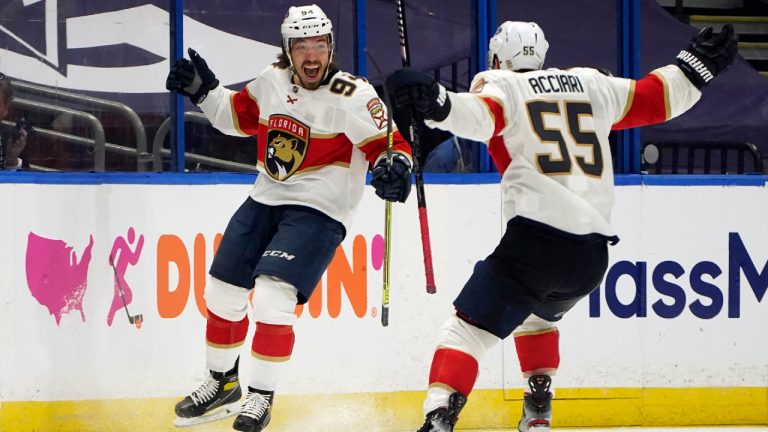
top-left (199, 65), bottom-right (411, 230)
top-left (426, 65), bottom-right (701, 240)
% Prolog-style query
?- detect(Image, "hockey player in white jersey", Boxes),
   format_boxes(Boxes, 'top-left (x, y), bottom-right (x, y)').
top-left (387, 21), bottom-right (737, 432)
top-left (165, 4), bottom-right (413, 431)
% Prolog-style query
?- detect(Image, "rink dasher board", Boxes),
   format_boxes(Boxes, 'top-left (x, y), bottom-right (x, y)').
top-left (0, 173), bottom-right (766, 430)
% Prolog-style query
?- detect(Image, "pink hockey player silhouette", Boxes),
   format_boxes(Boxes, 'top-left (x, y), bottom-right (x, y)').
top-left (108, 227), bottom-right (144, 327)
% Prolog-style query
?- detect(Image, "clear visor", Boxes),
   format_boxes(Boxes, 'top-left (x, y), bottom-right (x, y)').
top-left (290, 38), bottom-right (331, 55)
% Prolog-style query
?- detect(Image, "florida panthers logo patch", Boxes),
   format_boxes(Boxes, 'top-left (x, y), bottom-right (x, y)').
top-left (266, 115), bottom-right (309, 181)
top-left (367, 97), bottom-right (387, 129)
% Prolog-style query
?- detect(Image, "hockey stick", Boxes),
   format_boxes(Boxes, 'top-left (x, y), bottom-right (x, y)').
top-left (395, 0), bottom-right (436, 294)
top-left (382, 193), bottom-right (392, 328)
top-left (108, 254), bottom-right (143, 329)
top-left (365, 50), bottom-right (394, 327)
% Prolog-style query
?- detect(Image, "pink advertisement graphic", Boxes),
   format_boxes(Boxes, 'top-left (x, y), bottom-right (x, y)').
top-left (26, 233), bottom-right (94, 325)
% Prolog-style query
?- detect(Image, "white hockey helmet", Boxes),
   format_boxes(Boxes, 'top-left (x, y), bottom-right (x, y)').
top-left (281, 4), bottom-right (334, 60)
top-left (488, 21), bottom-right (548, 71)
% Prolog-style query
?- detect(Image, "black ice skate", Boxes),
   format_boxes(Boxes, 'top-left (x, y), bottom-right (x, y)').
top-left (174, 361), bottom-right (242, 427)
top-left (417, 391), bottom-right (467, 432)
top-left (233, 388), bottom-right (273, 432)
top-left (518, 374), bottom-right (553, 432)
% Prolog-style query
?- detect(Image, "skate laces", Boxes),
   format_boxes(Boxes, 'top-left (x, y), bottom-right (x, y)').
top-left (189, 375), bottom-right (219, 406)
top-left (241, 392), bottom-right (270, 419)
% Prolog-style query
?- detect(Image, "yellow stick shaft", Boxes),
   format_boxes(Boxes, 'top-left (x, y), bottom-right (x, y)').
top-left (381, 200), bottom-right (392, 327)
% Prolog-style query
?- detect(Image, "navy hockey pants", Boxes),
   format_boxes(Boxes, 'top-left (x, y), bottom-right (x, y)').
top-left (209, 197), bottom-right (345, 304)
top-left (454, 217), bottom-right (609, 339)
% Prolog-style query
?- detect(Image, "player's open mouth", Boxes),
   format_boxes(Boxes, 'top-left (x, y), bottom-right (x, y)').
top-left (303, 65), bottom-right (321, 80)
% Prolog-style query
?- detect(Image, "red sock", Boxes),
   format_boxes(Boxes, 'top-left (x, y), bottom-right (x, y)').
top-left (514, 329), bottom-right (559, 375)
top-left (251, 322), bottom-right (295, 361)
top-left (428, 348), bottom-right (479, 396)
top-left (206, 309), bottom-right (248, 347)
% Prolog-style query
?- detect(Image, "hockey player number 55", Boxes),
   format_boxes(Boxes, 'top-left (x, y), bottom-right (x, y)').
top-left (527, 101), bottom-right (603, 177)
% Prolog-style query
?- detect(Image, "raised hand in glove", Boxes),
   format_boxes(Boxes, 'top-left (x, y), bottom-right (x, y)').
top-left (4, 118), bottom-right (31, 169)
top-left (371, 154), bottom-right (412, 203)
top-left (385, 68), bottom-right (451, 121)
top-left (165, 48), bottom-right (220, 104)
top-left (676, 24), bottom-right (738, 89)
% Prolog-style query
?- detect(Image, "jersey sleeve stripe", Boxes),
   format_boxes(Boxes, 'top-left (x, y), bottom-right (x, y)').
top-left (357, 130), bottom-right (411, 165)
top-left (488, 135), bottom-right (512, 173)
top-left (651, 70), bottom-right (672, 120)
top-left (479, 96), bottom-right (506, 136)
top-left (354, 130), bottom-right (388, 148)
top-left (614, 80), bottom-right (636, 125)
top-left (231, 86), bottom-right (260, 135)
top-left (611, 74), bottom-right (667, 130)
top-left (229, 92), bottom-right (244, 136)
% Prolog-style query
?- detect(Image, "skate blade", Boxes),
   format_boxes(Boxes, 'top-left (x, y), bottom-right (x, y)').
top-left (174, 404), bottom-right (241, 428)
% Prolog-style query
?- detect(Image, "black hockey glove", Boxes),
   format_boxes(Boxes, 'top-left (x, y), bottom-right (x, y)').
top-left (385, 68), bottom-right (451, 122)
top-left (676, 24), bottom-right (737, 89)
top-left (371, 154), bottom-right (412, 203)
top-left (166, 48), bottom-right (220, 104)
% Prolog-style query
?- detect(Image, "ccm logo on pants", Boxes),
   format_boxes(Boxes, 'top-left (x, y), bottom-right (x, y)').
top-left (263, 251), bottom-right (296, 260)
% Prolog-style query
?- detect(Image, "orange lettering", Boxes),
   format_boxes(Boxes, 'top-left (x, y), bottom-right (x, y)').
top-left (327, 235), bottom-right (367, 318)
top-left (157, 234), bottom-right (191, 318)
top-left (308, 280), bottom-right (323, 317)
top-left (158, 233), bottom-right (369, 320)
top-left (193, 234), bottom-right (208, 318)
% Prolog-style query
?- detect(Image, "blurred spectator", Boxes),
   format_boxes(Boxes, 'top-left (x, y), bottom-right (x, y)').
top-left (0, 73), bottom-right (29, 171)
top-left (424, 135), bottom-right (483, 173)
